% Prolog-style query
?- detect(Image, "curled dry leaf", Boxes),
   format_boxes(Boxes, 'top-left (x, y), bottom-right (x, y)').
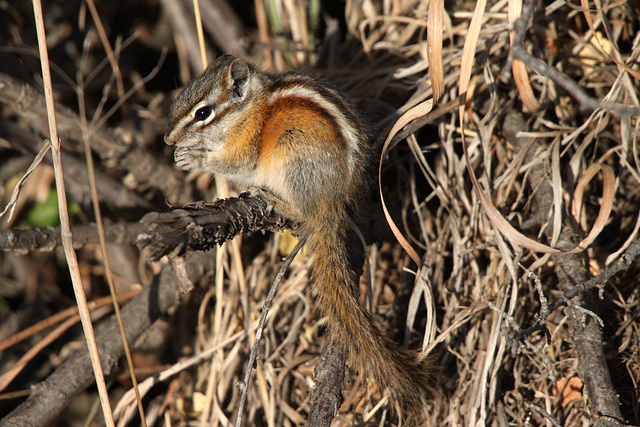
top-left (465, 153), bottom-right (616, 254)
top-left (508, 0), bottom-right (540, 112)
top-left (552, 376), bottom-right (584, 407)
top-left (379, 99), bottom-right (434, 266)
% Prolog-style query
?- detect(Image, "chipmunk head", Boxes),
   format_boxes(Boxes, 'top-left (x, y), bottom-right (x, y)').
top-left (165, 55), bottom-right (264, 172)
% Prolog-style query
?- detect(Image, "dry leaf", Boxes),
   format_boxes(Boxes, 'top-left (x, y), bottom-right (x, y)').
top-left (552, 377), bottom-right (584, 407)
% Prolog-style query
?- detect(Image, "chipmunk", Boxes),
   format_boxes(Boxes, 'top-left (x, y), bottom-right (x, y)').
top-left (165, 54), bottom-right (436, 421)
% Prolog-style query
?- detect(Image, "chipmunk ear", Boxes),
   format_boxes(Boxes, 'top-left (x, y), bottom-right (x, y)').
top-left (228, 58), bottom-right (250, 100)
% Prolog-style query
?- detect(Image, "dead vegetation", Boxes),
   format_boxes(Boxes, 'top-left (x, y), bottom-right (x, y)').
top-left (1, 0), bottom-right (639, 426)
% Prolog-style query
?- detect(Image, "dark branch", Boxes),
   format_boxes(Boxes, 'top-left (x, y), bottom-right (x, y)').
top-left (0, 73), bottom-right (194, 205)
top-left (0, 251), bottom-right (214, 427)
top-left (0, 222), bottom-right (150, 254)
top-left (136, 192), bottom-right (297, 260)
top-left (0, 194), bottom-right (294, 255)
top-left (504, 112), bottom-right (626, 426)
top-left (514, 237), bottom-right (640, 341)
top-left (509, 0), bottom-right (640, 116)
top-left (306, 330), bottom-right (348, 427)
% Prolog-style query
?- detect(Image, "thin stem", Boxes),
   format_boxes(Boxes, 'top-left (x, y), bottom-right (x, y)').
top-left (235, 233), bottom-right (308, 427)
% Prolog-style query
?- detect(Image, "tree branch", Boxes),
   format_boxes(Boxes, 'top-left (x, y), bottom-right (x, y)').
top-left (0, 73), bottom-right (193, 205)
top-left (509, 0), bottom-right (640, 116)
top-left (0, 192), bottom-right (297, 426)
top-left (503, 112), bottom-right (626, 426)
top-left (136, 192), bottom-right (296, 260)
top-left (0, 194), bottom-right (293, 254)
top-left (0, 251), bottom-right (214, 427)
top-left (306, 330), bottom-right (348, 427)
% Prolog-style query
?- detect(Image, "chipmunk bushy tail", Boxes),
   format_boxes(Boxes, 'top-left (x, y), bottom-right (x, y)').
top-left (306, 205), bottom-right (437, 421)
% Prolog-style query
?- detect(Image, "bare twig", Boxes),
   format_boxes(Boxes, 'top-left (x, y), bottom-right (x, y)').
top-left (515, 238), bottom-right (640, 341)
top-left (552, 228), bottom-right (624, 426)
top-left (524, 402), bottom-right (562, 427)
top-left (84, 0), bottom-right (125, 97)
top-left (510, 0), bottom-right (640, 116)
top-left (235, 233), bottom-right (308, 427)
top-left (169, 256), bottom-right (195, 294)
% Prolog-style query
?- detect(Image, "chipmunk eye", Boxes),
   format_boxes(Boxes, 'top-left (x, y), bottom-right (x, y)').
top-left (194, 106), bottom-right (213, 121)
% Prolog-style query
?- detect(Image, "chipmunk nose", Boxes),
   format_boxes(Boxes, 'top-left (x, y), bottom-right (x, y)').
top-left (164, 132), bottom-right (175, 145)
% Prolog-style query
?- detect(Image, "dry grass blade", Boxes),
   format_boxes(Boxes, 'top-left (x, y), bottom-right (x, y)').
top-left (405, 265), bottom-right (436, 350)
top-left (0, 291), bottom-right (138, 352)
top-left (84, 0), bottom-right (124, 97)
top-left (457, 0), bottom-right (486, 104)
top-left (427, 0), bottom-right (444, 102)
top-left (0, 140), bottom-right (50, 222)
top-left (0, 316), bottom-right (79, 391)
top-left (424, 302), bottom-right (489, 354)
top-left (464, 151), bottom-right (616, 254)
top-left (379, 99), bottom-right (434, 266)
top-left (359, 16), bottom-right (429, 54)
top-left (606, 206), bottom-right (640, 265)
top-left (31, 0), bottom-right (114, 425)
top-left (549, 141), bottom-right (563, 248)
top-left (508, 0), bottom-right (540, 112)
top-left (193, 0), bottom-right (208, 70)
top-left (571, 163), bottom-right (616, 251)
